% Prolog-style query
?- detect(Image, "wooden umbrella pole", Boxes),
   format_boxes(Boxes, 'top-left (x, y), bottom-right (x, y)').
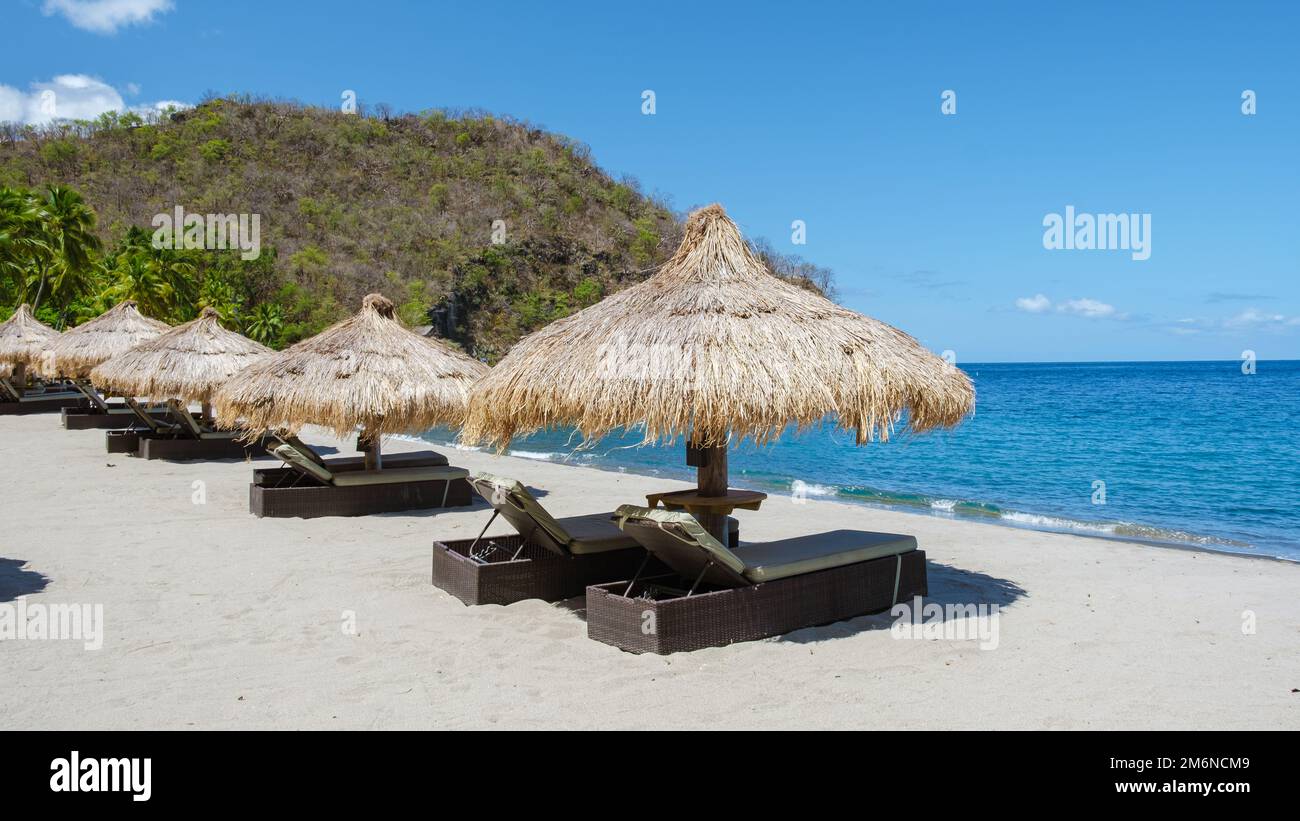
top-left (201, 402), bottom-right (214, 425)
top-left (363, 430), bottom-right (383, 471)
top-left (694, 442), bottom-right (729, 546)
top-left (12, 362), bottom-right (25, 398)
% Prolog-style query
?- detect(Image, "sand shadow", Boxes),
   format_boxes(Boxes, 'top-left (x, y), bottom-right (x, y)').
top-left (778, 561), bottom-right (1026, 644)
top-left (0, 558), bottom-right (49, 602)
top-left (555, 561), bottom-right (1027, 640)
top-left (923, 561), bottom-right (1026, 610)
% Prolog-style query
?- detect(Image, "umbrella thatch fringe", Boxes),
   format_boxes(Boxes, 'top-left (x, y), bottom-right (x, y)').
top-left (38, 300), bottom-right (169, 379)
top-left (213, 293), bottom-right (490, 437)
top-left (0, 304), bottom-right (61, 368)
top-left (90, 307), bottom-right (271, 404)
top-left (462, 203), bottom-right (974, 450)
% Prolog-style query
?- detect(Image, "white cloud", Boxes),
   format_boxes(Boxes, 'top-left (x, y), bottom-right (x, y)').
top-left (0, 74), bottom-right (188, 125)
top-left (1058, 298), bottom-right (1116, 319)
top-left (1015, 294), bottom-right (1051, 313)
top-left (1159, 308), bottom-right (1300, 336)
top-left (1015, 294), bottom-right (1129, 320)
top-left (43, 0), bottom-right (175, 34)
top-left (145, 99), bottom-right (187, 113)
top-left (1224, 308), bottom-right (1293, 329)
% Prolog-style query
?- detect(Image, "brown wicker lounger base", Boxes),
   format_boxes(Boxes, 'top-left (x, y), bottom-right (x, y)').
top-left (105, 429), bottom-right (141, 454)
top-left (249, 455), bottom-right (471, 517)
top-left (251, 478), bottom-right (471, 518)
top-left (0, 395), bottom-right (89, 415)
top-left (105, 431), bottom-right (278, 460)
top-left (141, 435), bottom-right (276, 461)
top-left (61, 404), bottom-right (180, 430)
top-left (586, 549), bottom-right (928, 654)
top-left (433, 534), bottom-right (665, 606)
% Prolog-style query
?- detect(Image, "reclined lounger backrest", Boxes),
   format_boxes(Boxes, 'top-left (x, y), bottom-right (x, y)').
top-left (169, 400), bottom-right (206, 438)
top-left (614, 505), bottom-right (751, 588)
top-left (123, 397), bottom-right (173, 434)
top-left (273, 443), bottom-right (334, 484)
top-left (468, 473), bottom-right (575, 556)
top-left (281, 437), bottom-right (329, 466)
top-left (0, 378), bottom-right (19, 402)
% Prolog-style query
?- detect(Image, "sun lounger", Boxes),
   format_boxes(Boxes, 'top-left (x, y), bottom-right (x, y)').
top-left (248, 441), bottom-right (471, 518)
top-left (0, 376), bottom-right (89, 416)
top-left (432, 473), bottom-right (740, 606)
top-left (585, 505), bottom-right (928, 654)
top-left (104, 399), bottom-right (277, 460)
top-left (60, 383), bottom-right (179, 430)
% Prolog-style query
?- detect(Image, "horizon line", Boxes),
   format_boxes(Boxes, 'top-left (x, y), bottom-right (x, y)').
top-left (952, 358), bottom-right (1298, 365)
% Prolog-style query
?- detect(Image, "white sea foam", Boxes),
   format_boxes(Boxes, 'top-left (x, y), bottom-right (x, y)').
top-left (1000, 511), bottom-right (1117, 535)
top-left (438, 441), bottom-right (481, 452)
top-left (798, 482), bottom-right (838, 497)
top-left (508, 450), bottom-right (557, 461)
top-left (930, 499), bottom-right (958, 512)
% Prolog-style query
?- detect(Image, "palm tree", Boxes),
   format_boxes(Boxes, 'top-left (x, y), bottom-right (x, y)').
top-left (26, 186), bottom-right (102, 313)
top-left (196, 277), bottom-right (242, 324)
top-left (142, 245), bottom-right (197, 317)
top-left (0, 188), bottom-right (49, 294)
top-left (244, 303), bottom-right (284, 345)
top-left (103, 249), bottom-right (177, 319)
top-left (100, 241), bottom-right (198, 322)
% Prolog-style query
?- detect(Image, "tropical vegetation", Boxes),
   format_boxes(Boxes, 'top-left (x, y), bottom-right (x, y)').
top-left (0, 98), bottom-right (834, 357)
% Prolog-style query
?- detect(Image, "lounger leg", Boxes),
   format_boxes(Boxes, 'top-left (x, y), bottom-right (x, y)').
top-left (685, 560), bottom-right (715, 597)
top-left (892, 554), bottom-right (902, 605)
top-left (622, 553), bottom-right (652, 597)
top-left (467, 509), bottom-right (499, 557)
top-left (510, 521), bottom-right (542, 561)
top-left (271, 470), bottom-right (305, 489)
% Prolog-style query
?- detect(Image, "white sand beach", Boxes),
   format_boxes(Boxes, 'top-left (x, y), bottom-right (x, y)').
top-left (1, 414), bottom-right (1296, 730)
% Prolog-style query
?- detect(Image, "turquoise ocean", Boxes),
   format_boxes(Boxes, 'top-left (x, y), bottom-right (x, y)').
top-left (421, 361), bottom-right (1300, 562)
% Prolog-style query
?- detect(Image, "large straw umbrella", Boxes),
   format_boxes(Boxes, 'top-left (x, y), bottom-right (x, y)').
top-left (462, 204), bottom-right (975, 543)
top-left (214, 293), bottom-right (490, 469)
top-left (38, 299), bottom-right (170, 409)
top-left (90, 307), bottom-right (270, 424)
top-left (0, 304), bottom-right (61, 396)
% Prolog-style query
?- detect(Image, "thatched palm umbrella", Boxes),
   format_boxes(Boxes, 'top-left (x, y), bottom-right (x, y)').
top-left (38, 299), bottom-right (170, 409)
top-left (214, 293), bottom-right (490, 469)
top-left (0, 304), bottom-right (61, 396)
top-left (462, 204), bottom-right (975, 542)
top-left (90, 307), bottom-right (270, 424)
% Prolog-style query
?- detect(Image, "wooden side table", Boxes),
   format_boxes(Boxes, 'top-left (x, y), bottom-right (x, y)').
top-left (645, 488), bottom-right (767, 519)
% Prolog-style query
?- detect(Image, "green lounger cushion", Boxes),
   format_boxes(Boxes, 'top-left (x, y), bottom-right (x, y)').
top-left (614, 505), bottom-right (916, 584)
top-left (551, 513), bottom-right (640, 555)
top-left (736, 531), bottom-right (917, 582)
top-left (469, 472), bottom-right (583, 553)
top-left (331, 465), bottom-right (468, 487)
top-left (273, 443), bottom-right (333, 483)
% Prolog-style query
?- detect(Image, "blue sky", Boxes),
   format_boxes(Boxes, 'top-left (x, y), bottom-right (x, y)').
top-left (3, 0), bottom-right (1298, 361)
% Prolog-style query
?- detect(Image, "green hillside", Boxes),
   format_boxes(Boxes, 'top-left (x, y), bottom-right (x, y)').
top-left (0, 98), bottom-right (832, 359)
